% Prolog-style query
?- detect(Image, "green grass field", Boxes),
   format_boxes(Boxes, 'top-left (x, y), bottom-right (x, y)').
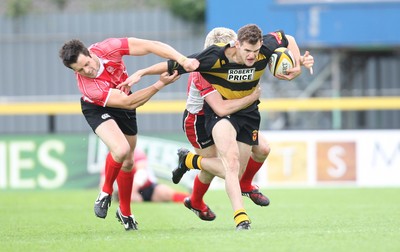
top-left (1, 187), bottom-right (399, 252)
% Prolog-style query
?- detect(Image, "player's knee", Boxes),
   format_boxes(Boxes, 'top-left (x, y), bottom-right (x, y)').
top-left (253, 143), bottom-right (271, 160)
top-left (225, 156), bottom-right (241, 172)
top-left (261, 144), bottom-right (271, 157)
top-left (110, 143), bottom-right (131, 162)
top-left (121, 159), bottom-right (134, 171)
top-left (199, 171), bottom-right (215, 184)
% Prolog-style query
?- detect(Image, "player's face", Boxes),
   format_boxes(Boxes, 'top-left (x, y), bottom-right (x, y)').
top-left (236, 40), bottom-right (262, 67)
top-left (70, 53), bottom-right (100, 78)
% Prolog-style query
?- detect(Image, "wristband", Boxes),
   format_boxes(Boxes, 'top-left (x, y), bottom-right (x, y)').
top-left (179, 56), bottom-right (187, 64)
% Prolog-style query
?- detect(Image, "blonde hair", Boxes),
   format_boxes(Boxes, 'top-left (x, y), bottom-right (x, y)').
top-left (203, 27), bottom-right (237, 49)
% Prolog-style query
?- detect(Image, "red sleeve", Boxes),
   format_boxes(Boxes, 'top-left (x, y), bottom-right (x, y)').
top-left (192, 72), bottom-right (215, 98)
top-left (90, 38), bottom-right (130, 60)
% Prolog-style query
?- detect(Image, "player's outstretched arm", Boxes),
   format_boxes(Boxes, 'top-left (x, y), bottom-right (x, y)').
top-left (127, 37), bottom-right (199, 72)
top-left (108, 71), bottom-right (180, 110)
top-left (118, 62), bottom-right (169, 88)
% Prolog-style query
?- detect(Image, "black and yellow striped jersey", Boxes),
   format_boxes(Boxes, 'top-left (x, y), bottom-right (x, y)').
top-left (168, 30), bottom-right (289, 104)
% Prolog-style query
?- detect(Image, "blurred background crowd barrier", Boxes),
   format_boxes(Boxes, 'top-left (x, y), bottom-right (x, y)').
top-left (0, 0), bottom-right (399, 134)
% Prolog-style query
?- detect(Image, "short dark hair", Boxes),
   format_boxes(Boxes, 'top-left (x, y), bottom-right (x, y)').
top-left (59, 39), bottom-right (90, 69)
top-left (237, 24), bottom-right (262, 45)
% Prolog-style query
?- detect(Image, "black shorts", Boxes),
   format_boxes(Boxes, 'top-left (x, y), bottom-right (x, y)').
top-left (182, 110), bottom-right (214, 149)
top-left (139, 182), bottom-right (157, 201)
top-left (204, 102), bottom-right (260, 146)
top-left (80, 98), bottom-right (138, 135)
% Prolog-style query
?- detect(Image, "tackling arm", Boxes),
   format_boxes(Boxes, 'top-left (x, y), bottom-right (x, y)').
top-left (107, 71), bottom-right (180, 110)
top-left (205, 86), bottom-right (261, 117)
top-left (127, 37), bottom-right (199, 70)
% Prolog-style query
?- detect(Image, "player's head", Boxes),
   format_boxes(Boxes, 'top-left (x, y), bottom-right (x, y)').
top-left (204, 27), bottom-right (237, 49)
top-left (235, 24), bottom-right (263, 67)
top-left (59, 39), bottom-right (90, 69)
top-left (237, 24), bottom-right (263, 45)
top-left (59, 39), bottom-right (99, 78)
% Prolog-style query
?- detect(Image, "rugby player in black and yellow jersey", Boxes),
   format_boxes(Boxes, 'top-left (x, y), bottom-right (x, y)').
top-left (119, 24), bottom-right (314, 230)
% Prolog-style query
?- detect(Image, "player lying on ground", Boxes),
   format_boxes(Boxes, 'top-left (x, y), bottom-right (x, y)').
top-left (99, 147), bottom-right (189, 203)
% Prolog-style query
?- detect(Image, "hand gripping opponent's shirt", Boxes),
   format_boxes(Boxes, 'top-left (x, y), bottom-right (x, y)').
top-left (76, 38), bottom-right (130, 107)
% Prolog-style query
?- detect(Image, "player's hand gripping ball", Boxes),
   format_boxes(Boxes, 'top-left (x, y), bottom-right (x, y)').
top-left (268, 47), bottom-right (295, 77)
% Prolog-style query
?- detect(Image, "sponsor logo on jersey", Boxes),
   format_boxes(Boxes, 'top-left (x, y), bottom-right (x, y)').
top-left (106, 66), bottom-right (115, 74)
top-left (101, 113), bottom-right (111, 120)
top-left (227, 68), bottom-right (255, 82)
top-left (252, 130), bottom-right (258, 142)
top-left (269, 31), bottom-right (283, 44)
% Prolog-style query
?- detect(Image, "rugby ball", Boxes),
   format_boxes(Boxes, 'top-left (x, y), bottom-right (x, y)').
top-left (268, 47), bottom-right (295, 76)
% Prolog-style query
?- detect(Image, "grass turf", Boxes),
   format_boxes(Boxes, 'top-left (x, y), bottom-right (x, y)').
top-left (1, 187), bottom-right (399, 252)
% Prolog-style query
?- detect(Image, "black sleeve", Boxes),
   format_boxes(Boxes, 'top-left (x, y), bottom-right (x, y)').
top-left (167, 59), bottom-right (184, 75)
top-left (261, 30), bottom-right (289, 54)
top-left (167, 52), bottom-right (200, 75)
top-left (167, 45), bottom-right (222, 75)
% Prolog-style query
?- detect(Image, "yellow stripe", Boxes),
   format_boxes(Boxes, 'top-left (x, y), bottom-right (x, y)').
top-left (0, 102), bottom-right (81, 115)
top-left (0, 97), bottom-right (399, 115)
top-left (233, 209), bottom-right (249, 226)
top-left (185, 152), bottom-right (194, 169)
top-left (215, 87), bottom-right (254, 100)
top-left (196, 156), bottom-right (203, 170)
top-left (137, 96), bottom-right (400, 112)
top-left (259, 97), bottom-right (400, 111)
